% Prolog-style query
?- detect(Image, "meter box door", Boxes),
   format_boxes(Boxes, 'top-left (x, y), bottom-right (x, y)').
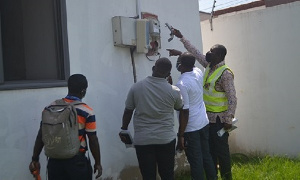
top-left (149, 19), bottom-right (160, 37)
top-left (112, 16), bottom-right (136, 47)
top-left (136, 19), bottom-right (150, 53)
top-left (136, 12), bottom-right (161, 56)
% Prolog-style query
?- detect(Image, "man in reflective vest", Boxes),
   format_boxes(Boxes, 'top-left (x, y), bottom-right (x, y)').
top-left (167, 28), bottom-right (237, 180)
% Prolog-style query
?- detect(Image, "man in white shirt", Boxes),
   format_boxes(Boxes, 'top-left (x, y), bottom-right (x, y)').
top-left (176, 52), bottom-right (216, 180)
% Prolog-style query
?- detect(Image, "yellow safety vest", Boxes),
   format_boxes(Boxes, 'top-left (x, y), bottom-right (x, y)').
top-left (203, 65), bottom-right (233, 112)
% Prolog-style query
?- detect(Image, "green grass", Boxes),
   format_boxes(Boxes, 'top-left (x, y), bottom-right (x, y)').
top-left (175, 154), bottom-right (300, 180)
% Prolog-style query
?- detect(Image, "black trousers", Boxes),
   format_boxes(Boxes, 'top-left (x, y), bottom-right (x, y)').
top-left (135, 139), bottom-right (176, 180)
top-left (184, 125), bottom-right (217, 180)
top-left (209, 117), bottom-right (232, 180)
top-left (47, 153), bottom-right (92, 180)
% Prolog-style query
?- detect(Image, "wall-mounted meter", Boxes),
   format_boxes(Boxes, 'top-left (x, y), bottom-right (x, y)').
top-left (149, 19), bottom-right (160, 37)
top-left (111, 12), bottom-right (161, 56)
top-left (136, 12), bottom-right (161, 56)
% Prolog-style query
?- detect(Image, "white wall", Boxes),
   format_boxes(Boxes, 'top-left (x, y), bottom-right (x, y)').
top-left (0, 0), bottom-right (202, 179)
top-left (201, 2), bottom-right (300, 157)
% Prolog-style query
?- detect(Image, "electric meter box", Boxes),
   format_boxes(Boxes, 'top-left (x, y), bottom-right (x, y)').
top-left (149, 19), bottom-right (160, 37)
top-left (112, 16), bottom-right (136, 47)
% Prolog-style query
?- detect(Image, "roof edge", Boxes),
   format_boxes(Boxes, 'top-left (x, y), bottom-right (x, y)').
top-left (265, 0), bottom-right (300, 7)
top-left (214, 1), bottom-right (266, 16)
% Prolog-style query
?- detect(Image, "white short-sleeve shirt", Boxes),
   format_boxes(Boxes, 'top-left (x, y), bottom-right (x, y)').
top-left (176, 67), bottom-right (209, 132)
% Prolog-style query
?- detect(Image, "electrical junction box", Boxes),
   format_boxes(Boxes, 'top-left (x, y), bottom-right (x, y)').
top-left (112, 16), bottom-right (136, 47)
top-left (149, 19), bottom-right (160, 37)
top-left (136, 19), bottom-right (150, 53)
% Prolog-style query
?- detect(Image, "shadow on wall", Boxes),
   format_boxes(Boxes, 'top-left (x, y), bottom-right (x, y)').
top-left (113, 153), bottom-right (190, 180)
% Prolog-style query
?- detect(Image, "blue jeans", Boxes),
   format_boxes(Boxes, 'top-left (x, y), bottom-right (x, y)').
top-left (135, 139), bottom-right (176, 180)
top-left (184, 125), bottom-right (217, 180)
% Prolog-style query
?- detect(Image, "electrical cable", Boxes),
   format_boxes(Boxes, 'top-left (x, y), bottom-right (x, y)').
top-left (145, 52), bottom-right (161, 61)
top-left (200, 0), bottom-right (257, 11)
top-left (217, 0), bottom-right (255, 9)
top-left (201, 0), bottom-right (239, 11)
top-left (130, 46), bottom-right (137, 83)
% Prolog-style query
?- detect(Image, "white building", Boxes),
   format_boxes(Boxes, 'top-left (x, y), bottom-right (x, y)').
top-left (0, 0), bottom-right (202, 179)
top-left (2, 0), bottom-right (299, 179)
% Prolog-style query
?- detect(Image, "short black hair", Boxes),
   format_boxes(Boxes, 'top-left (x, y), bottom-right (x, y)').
top-left (179, 52), bottom-right (195, 69)
top-left (68, 74), bottom-right (88, 94)
top-left (155, 57), bottom-right (172, 72)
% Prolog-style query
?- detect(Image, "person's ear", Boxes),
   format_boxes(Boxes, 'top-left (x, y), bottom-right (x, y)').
top-left (152, 66), bottom-right (156, 73)
top-left (81, 89), bottom-right (86, 97)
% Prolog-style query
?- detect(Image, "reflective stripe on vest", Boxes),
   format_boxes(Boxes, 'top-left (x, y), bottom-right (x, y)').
top-left (203, 64), bottom-right (233, 112)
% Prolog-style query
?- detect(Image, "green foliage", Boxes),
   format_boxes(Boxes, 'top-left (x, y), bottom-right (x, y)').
top-left (232, 155), bottom-right (300, 180)
top-left (175, 155), bottom-right (300, 180)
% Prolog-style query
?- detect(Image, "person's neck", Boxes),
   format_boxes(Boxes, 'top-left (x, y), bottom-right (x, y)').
top-left (152, 73), bottom-right (165, 78)
top-left (209, 60), bottom-right (223, 68)
top-left (181, 68), bottom-right (193, 74)
top-left (67, 93), bottom-right (82, 100)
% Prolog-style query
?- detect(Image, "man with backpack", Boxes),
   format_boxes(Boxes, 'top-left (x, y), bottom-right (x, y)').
top-left (29, 74), bottom-right (102, 180)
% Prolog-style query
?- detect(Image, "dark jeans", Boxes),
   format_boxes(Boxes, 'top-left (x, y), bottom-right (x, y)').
top-left (184, 125), bottom-right (217, 180)
top-left (135, 139), bottom-right (176, 180)
top-left (47, 153), bottom-right (92, 180)
top-left (209, 117), bottom-right (232, 180)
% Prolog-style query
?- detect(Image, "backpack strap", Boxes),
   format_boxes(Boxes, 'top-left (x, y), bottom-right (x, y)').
top-left (51, 98), bottom-right (85, 106)
top-left (45, 99), bottom-right (85, 127)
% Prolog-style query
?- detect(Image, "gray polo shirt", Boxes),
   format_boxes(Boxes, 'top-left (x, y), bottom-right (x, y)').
top-left (125, 76), bottom-right (183, 145)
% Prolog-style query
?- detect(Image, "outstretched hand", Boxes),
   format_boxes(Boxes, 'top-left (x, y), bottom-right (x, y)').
top-left (172, 28), bottom-right (183, 38)
top-left (166, 49), bottom-right (182, 57)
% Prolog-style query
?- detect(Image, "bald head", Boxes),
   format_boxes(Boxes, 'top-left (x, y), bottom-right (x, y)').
top-left (213, 44), bottom-right (227, 60)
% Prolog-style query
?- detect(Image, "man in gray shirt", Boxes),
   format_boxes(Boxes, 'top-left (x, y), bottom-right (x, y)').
top-left (120, 58), bottom-right (185, 180)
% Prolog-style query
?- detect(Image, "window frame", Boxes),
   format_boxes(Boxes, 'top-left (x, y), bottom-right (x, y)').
top-left (0, 0), bottom-right (70, 90)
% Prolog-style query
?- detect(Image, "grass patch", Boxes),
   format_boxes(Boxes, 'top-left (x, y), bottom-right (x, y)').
top-left (175, 154), bottom-right (300, 180)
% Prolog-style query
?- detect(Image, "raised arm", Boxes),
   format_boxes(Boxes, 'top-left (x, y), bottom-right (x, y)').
top-left (172, 28), bottom-right (209, 68)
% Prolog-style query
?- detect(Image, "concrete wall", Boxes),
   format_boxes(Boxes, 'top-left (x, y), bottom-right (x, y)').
top-left (0, 0), bottom-right (202, 179)
top-left (199, 11), bottom-right (211, 21)
top-left (200, 1), bottom-right (300, 157)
